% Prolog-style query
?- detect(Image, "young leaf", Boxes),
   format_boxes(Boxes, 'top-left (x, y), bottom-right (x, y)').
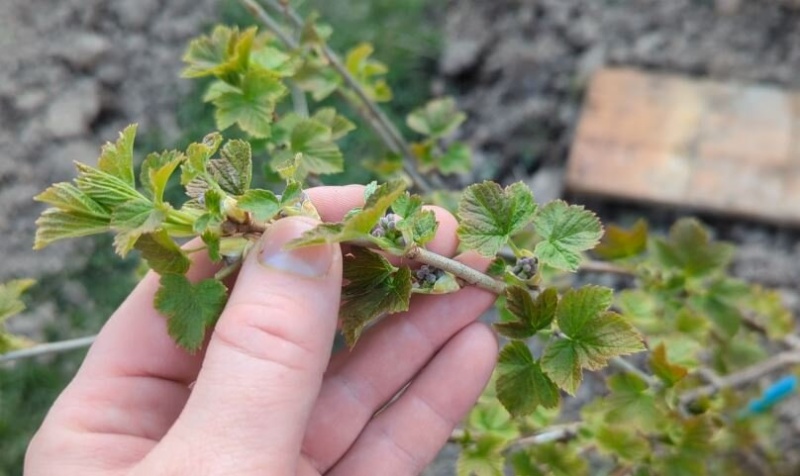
top-left (541, 286), bottom-right (644, 395)
top-left (34, 209), bottom-right (111, 250)
top-left (272, 117), bottom-right (345, 178)
top-left (97, 124), bottom-right (137, 188)
top-left (311, 107), bottom-right (356, 140)
top-left (140, 150), bottom-right (184, 203)
top-left (182, 132), bottom-right (223, 186)
top-left (654, 218), bottom-right (734, 276)
top-left (532, 200), bottom-right (603, 272)
top-left (134, 230), bottom-right (191, 275)
top-left (289, 181), bottom-right (406, 248)
top-left (594, 425), bottom-right (650, 463)
top-left (603, 373), bottom-right (664, 429)
top-left (207, 69), bottom-right (287, 138)
top-left (648, 343), bottom-right (688, 387)
top-left (154, 274), bottom-right (228, 352)
top-left (74, 163), bottom-right (147, 210)
top-left (238, 189), bottom-right (280, 222)
top-left (0, 279), bottom-right (35, 322)
top-left (407, 97), bottom-right (466, 138)
top-left (340, 248), bottom-right (412, 346)
top-left (494, 287), bottom-right (558, 339)
top-left (35, 183), bottom-right (110, 219)
top-left (457, 181), bottom-right (537, 256)
top-left (496, 341), bottom-right (560, 416)
top-left (593, 219), bottom-right (648, 260)
top-left (182, 25), bottom-right (256, 79)
top-left (110, 200), bottom-right (166, 256)
top-left (208, 139), bottom-right (252, 195)
top-left (345, 42), bottom-right (392, 102)
top-left (439, 141), bottom-right (472, 174)
top-left (250, 46), bottom-right (302, 77)
top-left (456, 435), bottom-right (505, 476)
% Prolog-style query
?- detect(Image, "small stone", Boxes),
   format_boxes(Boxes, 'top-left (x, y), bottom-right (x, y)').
top-left (14, 90), bottom-right (49, 114)
top-left (111, 0), bottom-right (160, 30)
top-left (441, 39), bottom-right (483, 76)
top-left (53, 32), bottom-right (111, 70)
top-left (43, 80), bottom-right (102, 139)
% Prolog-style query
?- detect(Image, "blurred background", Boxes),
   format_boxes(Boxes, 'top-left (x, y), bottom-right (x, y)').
top-left (1, 0), bottom-right (799, 474)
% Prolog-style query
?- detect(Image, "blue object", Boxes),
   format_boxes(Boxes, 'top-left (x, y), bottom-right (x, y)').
top-left (741, 375), bottom-right (798, 417)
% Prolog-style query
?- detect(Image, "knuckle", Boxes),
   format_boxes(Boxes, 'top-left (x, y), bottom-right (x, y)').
top-left (214, 293), bottom-right (318, 372)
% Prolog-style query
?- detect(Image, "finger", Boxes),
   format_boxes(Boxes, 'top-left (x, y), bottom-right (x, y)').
top-left (302, 251), bottom-right (495, 472)
top-left (78, 186), bottom-right (368, 386)
top-left (46, 186), bottom-right (368, 447)
top-left (327, 323), bottom-right (498, 476)
top-left (145, 216), bottom-right (342, 475)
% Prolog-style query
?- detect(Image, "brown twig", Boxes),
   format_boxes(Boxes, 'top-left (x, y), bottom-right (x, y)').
top-left (680, 350), bottom-right (800, 405)
top-left (405, 246), bottom-right (507, 295)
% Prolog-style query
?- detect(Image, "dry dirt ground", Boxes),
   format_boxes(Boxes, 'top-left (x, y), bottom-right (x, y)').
top-left (0, 0), bottom-right (219, 283)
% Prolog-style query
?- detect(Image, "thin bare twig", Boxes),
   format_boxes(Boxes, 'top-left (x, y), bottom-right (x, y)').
top-left (609, 356), bottom-right (660, 386)
top-left (497, 249), bottom-right (634, 276)
top-left (406, 246), bottom-right (507, 295)
top-left (681, 350), bottom-right (800, 405)
top-left (0, 335), bottom-right (96, 364)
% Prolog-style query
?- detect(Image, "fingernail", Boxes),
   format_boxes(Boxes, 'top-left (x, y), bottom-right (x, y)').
top-left (258, 218), bottom-right (333, 278)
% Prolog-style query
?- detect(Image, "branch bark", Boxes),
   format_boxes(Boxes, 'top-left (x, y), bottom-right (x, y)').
top-left (0, 335), bottom-right (96, 364)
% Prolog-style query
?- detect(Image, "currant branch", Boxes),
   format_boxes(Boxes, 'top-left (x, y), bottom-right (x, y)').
top-left (240, 0), bottom-right (435, 193)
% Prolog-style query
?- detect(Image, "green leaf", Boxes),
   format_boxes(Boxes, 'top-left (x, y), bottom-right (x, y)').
top-left (510, 443), bottom-right (589, 476)
top-left (648, 343), bottom-right (688, 387)
top-left (555, 286), bottom-right (614, 336)
top-left (654, 218), bottom-right (734, 276)
top-left (182, 25), bottom-right (256, 79)
top-left (407, 97), bottom-right (466, 138)
top-left (603, 373), bottom-right (664, 429)
top-left (595, 425), bottom-right (650, 462)
top-left (34, 209), bottom-right (111, 249)
top-left (0, 279), bottom-right (35, 322)
top-left (290, 181), bottom-right (407, 248)
top-left (340, 248), bottom-right (412, 346)
top-left (110, 200), bottom-right (166, 256)
top-left (439, 141), bottom-right (472, 174)
top-left (293, 59), bottom-right (342, 101)
top-left (657, 417), bottom-right (716, 476)
top-left (272, 116), bottom-right (345, 178)
top-left (496, 342), bottom-right (560, 416)
top-left (140, 150), bottom-right (184, 203)
top-left (181, 132), bottom-right (223, 186)
top-left (154, 274), bottom-right (228, 352)
top-left (202, 231), bottom-right (222, 262)
top-left (311, 107), bottom-right (356, 140)
top-left (74, 163), bottom-right (146, 210)
top-left (250, 46), bottom-right (302, 77)
top-left (97, 124), bottom-right (137, 188)
top-left (208, 69), bottom-right (287, 138)
top-left (345, 42), bottom-right (392, 102)
top-left (533, 201), bottom-right (603, 272)
top-left (466, 400), bottom-right (519, 441)
top-left (593, 219), bottom-right (648, 260)
top-left (134, 230), bottom-right (191, 275)
top-left (35, 182), bottom-right (110, 219)
top-left (457, 181), bottom-right (538, 256)
top-left (494, 287), bottom-right (558, 339)
top-left (690, 291), bottom-right (741, 339)
top-left (208, 139), bottom-right (252, 195)
top-left (541, 286), bottom-right (644, 394)
top-left (238, 189), bottom-right (280, 222)
top-left (456, 435), bottom-right (505, 476)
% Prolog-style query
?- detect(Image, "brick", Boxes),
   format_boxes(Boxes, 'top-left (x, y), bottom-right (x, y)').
top-left (566, 68), bottom-right (800, 225)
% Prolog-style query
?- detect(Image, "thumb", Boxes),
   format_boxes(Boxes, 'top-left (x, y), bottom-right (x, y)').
top-left (159, 217), bottom-right (342, 474)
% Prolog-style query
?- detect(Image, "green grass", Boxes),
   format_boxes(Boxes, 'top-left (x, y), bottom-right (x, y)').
top-left (0, 1), bottom-right (441, 472)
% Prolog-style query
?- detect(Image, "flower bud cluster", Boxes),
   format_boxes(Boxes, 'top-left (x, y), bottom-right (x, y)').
top-left (512, 256), bottom-right (538, 280)
top-left (412, 264), bottom-right (445, 289)
top-left (371, 213), bottom-right (402, 238)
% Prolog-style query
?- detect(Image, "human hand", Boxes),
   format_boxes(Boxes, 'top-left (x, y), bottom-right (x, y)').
top-left (26, 186), bottom-right (498, 476)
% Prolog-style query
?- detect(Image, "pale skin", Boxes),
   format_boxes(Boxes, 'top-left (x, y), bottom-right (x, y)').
top-left (26, 185), bottom-right (499, 476)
